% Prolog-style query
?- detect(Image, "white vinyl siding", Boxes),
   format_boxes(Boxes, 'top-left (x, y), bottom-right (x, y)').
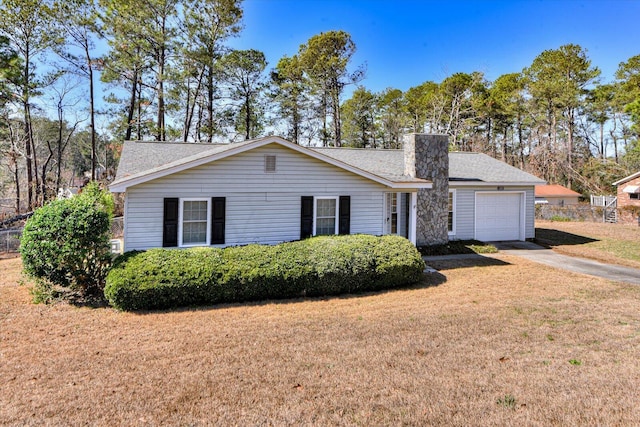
top-left (124, 143), bottom-right (388, 250)
top-left (448, 186), bottom-right (535, 241)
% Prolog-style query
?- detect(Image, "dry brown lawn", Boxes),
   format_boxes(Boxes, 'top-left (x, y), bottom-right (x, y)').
top-left (537, 219), bottom-right (640, 268)
top-left (2, 253), bottom-right (640, 426)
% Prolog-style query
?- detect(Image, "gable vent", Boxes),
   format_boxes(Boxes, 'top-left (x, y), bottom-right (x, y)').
top-left (265, 155), bottom-right (276, 173)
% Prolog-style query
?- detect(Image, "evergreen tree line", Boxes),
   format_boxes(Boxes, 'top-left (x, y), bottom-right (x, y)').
top-left (1, 0), bottom-right (639, 215)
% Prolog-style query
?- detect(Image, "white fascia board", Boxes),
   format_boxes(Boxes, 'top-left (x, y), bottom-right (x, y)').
top-left (110, 136), bottom-right (427, 192)
top-left (387, 182), bottom-right (432, 189)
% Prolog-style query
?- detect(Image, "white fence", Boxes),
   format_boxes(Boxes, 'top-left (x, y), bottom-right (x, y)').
top-left (590, 195), bottom-right (617, 207)
top-left (0, 229), bottom-right (21, 253)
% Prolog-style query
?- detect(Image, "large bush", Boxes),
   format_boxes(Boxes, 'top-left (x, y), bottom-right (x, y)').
top-left (105, 234), bottom-right (425, 310)
top-left (20, 182), bottom-right (114, 297)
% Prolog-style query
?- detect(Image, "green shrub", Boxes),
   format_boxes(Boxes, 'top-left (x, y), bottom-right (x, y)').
top-left (20, 182), bottom-right (113, 297)
top-left (104, 234), bottom-right (425, 311)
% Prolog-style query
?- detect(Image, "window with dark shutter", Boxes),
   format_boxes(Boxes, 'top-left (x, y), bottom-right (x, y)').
top-left (300, 196), bottom-right (314, 239)
top-left (163, 198), bottom-right (179, 247)
top-left (339, 196), bottom-right (350, 235)
top-left (211, 197), bottom-right (225, 244)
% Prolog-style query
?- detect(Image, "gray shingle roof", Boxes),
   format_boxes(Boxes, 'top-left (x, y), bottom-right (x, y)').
top-left (310, 147), bottom-right (415, 182)
top-left (313, 148), bottom-right (544, 184)
top-left (112, 139), bottom-right (544, 188)
top-left (113, 139), bottom-right (256, 182)
top-left (448, 152), bottom-right (544, 183)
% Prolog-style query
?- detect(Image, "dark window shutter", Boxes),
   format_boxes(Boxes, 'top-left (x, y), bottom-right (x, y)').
top-left (163, 198), bottom-right (179, 247)
top-left (300, 196), bottom-right (314, 239)
top-left (211, 197), bottom-right (225, 244)
top-left (339, 196), bottom-right (351, 235)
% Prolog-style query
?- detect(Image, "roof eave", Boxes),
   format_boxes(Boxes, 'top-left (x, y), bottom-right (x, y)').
top-left (613, 171), bottom-right (640, 186)
top-left (109, 182), bottom-right (127, 192)
top-left (388, 182), bottom-right (432, 189)
top-left (449, 181), bottom-right (545, 187)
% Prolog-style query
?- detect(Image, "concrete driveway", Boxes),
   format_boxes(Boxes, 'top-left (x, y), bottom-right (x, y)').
top-left (489, 241), bottom-right (640, 285)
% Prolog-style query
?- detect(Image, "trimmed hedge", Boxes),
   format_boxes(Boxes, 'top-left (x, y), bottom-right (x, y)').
top-left (104, 234), bottom-right (425, 310)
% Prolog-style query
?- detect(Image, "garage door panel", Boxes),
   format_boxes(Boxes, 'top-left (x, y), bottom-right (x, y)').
top-left (476, 193), bottom-right (523, 241)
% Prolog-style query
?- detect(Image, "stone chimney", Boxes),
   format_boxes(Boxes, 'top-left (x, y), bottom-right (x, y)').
top-left (403, 134), bottom-right (449, 246)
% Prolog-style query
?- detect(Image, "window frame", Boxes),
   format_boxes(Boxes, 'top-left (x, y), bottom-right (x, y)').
top-left (448, 189), bottom-right (456, 236)
top-left (313, 196), bottom-right (339, 236)
top-left (384, 192), bottom-right (401, 235)
top-left (390, 192), bottom-right (398, 234)
top-left (178, 198), bottom-right (211, 247)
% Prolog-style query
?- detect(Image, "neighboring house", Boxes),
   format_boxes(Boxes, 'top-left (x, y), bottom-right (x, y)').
top-left (613, 171), bottom-right (640, 209)
top-left (110, 134), bottom-right (544, 251)
top-left (534, 184), bottom-right (581, 206)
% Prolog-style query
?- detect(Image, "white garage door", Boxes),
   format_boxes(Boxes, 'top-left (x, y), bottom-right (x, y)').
top-left (475, 192), bottom-right (523, 241)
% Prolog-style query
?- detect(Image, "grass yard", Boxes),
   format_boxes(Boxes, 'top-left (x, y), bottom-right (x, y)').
top-left (536, 219), bottom-right (640, 268)
top-left (2, 252), bottom-right (640, 425)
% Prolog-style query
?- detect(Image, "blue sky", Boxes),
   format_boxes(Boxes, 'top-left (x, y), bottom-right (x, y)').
top-left (228, 0), bottom-right (640, 93)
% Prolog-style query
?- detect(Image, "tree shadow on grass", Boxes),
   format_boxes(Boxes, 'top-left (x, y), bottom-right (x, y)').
top-left (535, 228), bottom-right (599, 248)
top-left (54, 288), bottom-right (110, 309)
top-left (425, 255), bottom-right (511, 272)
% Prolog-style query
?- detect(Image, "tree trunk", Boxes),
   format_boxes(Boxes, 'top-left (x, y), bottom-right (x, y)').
top-left (599, 121), bottom-right (605, 159)
top-left (244, 92), bottom-right (251, 140)
top-left (23, 44), bottom-right (34, 210)
top-left (207, 67), bottom-right (214, 143)
top-left (292, 102), bottom-right (299, 144)
top-left (502, 127), bottom-right (508, 162)
top-left (41, 141), bottom-right (54, 202)
top-left (196, 102), bottom-right (203, 142)
top-left (87, 46), bottom-right (96, 180)
top-left (610, 114), bottom-right (619, 163)
top-left (157, 47), bottom-right (165, 141)
top-left (124, 67), bottom-right (138, 141)
top-left (332, 85), bottom-right (341, 147)
top-left (183, 69), bottom-right (204, 142)
top-left (13, 155), bottom-right (20, 214)
top-left (566, 107), bottom-right (574, 189)
top-left (27, 104), bottom-right (40, 207)
top-left (321, 90), bottom-right (328, 147)
top-left (136, 82), bottom-right (142, 140)
top-left (8, 125), bottom-right (20, 214)
top-left (56, 98), bottom-right (64, 193)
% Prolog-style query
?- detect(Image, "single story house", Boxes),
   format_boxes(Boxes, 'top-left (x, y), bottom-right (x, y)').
top-left (534, 184), bottom-right (581, 206)
top-left (110, 134), bottom-right (544, 251)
